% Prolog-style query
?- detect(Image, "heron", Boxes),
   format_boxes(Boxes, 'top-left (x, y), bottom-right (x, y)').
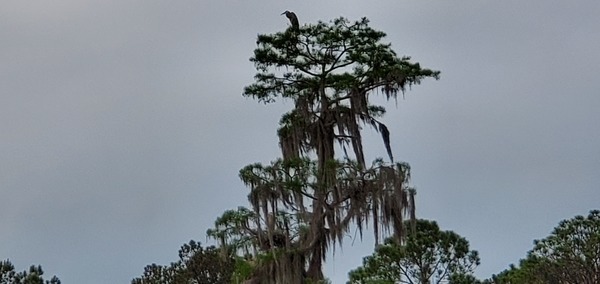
top-left (281, 10), bottom-right (299, 31)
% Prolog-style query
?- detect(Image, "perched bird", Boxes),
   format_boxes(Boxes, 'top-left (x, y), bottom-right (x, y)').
top-left (281, 10), bottom-right (299, 31)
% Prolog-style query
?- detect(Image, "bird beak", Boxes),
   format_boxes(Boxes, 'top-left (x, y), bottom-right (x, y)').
top-left (280, 12), bottom-right (286, 15)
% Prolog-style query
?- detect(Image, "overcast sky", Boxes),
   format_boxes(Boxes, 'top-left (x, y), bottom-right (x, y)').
top-left (1, 1), bottom-right (599, 283)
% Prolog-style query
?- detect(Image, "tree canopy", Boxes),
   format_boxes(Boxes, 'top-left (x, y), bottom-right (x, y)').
top-left (0, 260), bottom-right (60, 284)
top-left (131, 241), bottom-right (236, 284)
top-left (348, 219), bottom-right (480, 284)
top-left (491, 210), bottom-right (600, 284)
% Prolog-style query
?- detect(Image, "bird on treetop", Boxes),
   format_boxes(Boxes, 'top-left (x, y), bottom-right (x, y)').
top-left (281, 10), bottom-right (299, 31)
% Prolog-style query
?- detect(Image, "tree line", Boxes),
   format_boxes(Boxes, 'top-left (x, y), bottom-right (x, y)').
top-left (3, 209), bottom-right (597, 283)
top-left (128, 210), bottom-right (600, 283)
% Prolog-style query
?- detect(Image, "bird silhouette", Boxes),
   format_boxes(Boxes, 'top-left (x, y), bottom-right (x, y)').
top-left (281, 11), bottom-right (299, 31)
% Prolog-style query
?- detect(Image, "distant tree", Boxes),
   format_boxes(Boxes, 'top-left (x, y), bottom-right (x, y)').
top-left (490, 210), bottom-right (600, 284)
top-left (174, 240), bottom-right (235, 284)
top-left (0, 259), bottom-right (60, 284)
top-left (132, 241), bottom-right (235, 284)
top-left (529, 209), bottom-right (600, 283)
top-left (208, 16), bottom-right (439, 284)
top-left (131, 263), bottom-right (177, 284)
top-left (348, 220), bottom-right (480, 284)
top-left (489, 258), bottom-right (546, 284)
top-left (449, 273), bottom-right (486, 284)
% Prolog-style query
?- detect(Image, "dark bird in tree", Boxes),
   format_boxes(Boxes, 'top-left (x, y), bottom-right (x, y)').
top-left (281, 10), bottom-right (299, 31)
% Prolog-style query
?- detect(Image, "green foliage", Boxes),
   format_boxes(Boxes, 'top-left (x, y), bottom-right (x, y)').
top-left (206, 207), bottom-right (258, 254)
top-left (132, 263), bottom-right (177, 284)
top-left (245, 17), bottom-right (439, 106)
top-left (131, 241), bottom-right (235, 284)
top-left (232, 257), bottom-right (254, 283)
top-left (348, 220), bottom-right (480, 284)
top-left (491, 210), bottom-right (600, 283)
top-left (450, 273), bottom-right (487, 284)
top-left (0, 260), bottom-right (60, 284)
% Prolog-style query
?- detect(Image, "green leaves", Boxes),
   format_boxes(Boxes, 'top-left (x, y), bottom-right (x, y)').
top-left (0, 260), bottom-right (60, 284)
top-left (132, 241), bottom-right (236, 284)
top-left (244, 16), bottom-right (439, 105)
top-left (528, 210), bottom-right (600, 282)
top-left (491, 210), bottom-right (600, 283)
top-left (348, 220), bottom-right (480, 284)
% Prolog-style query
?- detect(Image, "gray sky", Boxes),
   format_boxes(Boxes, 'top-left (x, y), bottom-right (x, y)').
top-left (1, 1), bottom-right (599, 283)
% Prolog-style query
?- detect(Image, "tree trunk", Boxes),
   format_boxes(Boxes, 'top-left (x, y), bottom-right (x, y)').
top-left (306, 90), bottom-right (334, 281)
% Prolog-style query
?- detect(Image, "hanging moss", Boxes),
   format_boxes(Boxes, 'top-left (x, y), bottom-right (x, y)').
top-left (211, 16), bottom-right (439, 283)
